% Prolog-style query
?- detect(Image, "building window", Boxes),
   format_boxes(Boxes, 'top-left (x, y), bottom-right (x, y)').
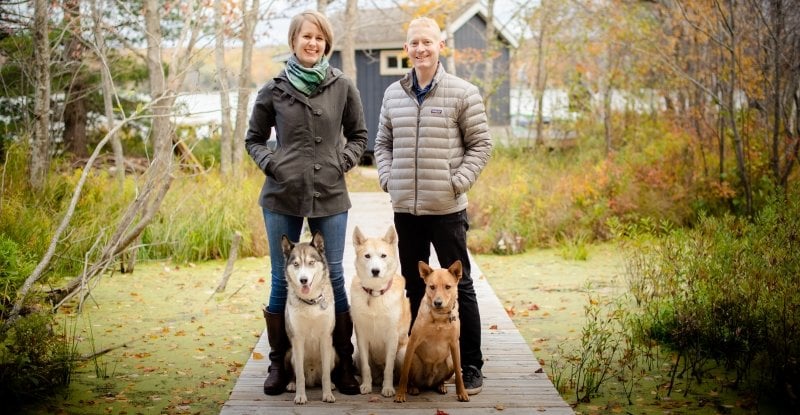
top-left (380, 50), bottom-right (412, 75)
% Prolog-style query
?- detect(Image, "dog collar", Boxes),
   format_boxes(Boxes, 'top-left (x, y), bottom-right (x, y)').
top-left (432, 308), bottom-right (458, 323)
top-left (362, 277), bottom-right (393, 297)
top-left (298, 294), bottom-right (328, 309)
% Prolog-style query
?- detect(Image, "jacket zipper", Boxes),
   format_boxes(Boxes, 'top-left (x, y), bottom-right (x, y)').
top-left (413, 98), bottom-right (422, 216)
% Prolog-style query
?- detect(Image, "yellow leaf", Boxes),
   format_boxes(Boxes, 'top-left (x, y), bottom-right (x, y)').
top-left (252, 352), bottom-right (264, 360)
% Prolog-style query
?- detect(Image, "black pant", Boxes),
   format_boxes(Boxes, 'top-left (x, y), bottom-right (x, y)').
top-left (394, 210), bottom-right (483, 370)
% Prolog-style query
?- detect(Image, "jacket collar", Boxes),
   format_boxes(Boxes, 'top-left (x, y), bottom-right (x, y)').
top-left (400, 63), bottom-right (445, 98)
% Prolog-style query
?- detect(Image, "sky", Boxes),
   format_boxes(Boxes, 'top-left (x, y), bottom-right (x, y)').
top-left (256, 0), bottom-right (533, 46)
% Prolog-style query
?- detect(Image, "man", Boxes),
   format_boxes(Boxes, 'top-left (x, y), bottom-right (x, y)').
top-left (374, 16), bottom-right (492, 395)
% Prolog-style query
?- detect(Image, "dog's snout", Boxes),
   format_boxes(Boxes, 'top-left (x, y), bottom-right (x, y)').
top-left (433, 298), bottom-right (443, 308)
top-left (300, 277), bottom-right (308, 285)
top-left (371, 268), bottom-right (380, 277)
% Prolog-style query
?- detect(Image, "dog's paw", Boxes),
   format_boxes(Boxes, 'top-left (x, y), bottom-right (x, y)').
top-left (457, 391), bottom-right (470, 402)
top-left (359, 383), bottom-right (372, 394)
top-left (286, 381), bottom-right (296, 392)
top-left (437, 383), bottom-right (448, 394)
top-left (322, 391), bottom-right (336, 403)
top-left (381, 385), bottom-right (395, 397)
top-left (394, 391), bottom-right (406, 403)
top-left (293, 393), bottom-right (307, 404)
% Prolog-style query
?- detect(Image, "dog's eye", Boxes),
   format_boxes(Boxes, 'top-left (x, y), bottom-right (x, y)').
top-left (428, 284), bottom-right (436, 290)
top-left (381, 254), bottom-right (387, 258)
top-left (308, 260), bottom-right (315, 265)
top-left (445, 285), bottom-right (452, 290)
top-left (364, 254), bottom-right (371, 259)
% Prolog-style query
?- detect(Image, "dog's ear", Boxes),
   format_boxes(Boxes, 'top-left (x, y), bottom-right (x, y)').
top-left (418, 261), bottom-right (433, 279)
top-left (448, 260), bottom-right (463, 281)
top-left (311, 231), bottom-right (325, 254)
top-left (353, 226), bottom-right (365, 246)
top-left (384, 225), bottom-right (397, 245)
top-left (281, 235), bottom-right (294, 258)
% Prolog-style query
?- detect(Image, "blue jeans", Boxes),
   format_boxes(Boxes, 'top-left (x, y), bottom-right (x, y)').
top-left (262, 208), bottom-right (349, 314)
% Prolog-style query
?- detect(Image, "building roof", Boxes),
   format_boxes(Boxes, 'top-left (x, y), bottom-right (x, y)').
top-left (330, 1), bottom-right (518, 51)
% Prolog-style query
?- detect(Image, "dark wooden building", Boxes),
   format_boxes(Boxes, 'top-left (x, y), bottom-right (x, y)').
top-left (328, 2), bottom-right (517, 164)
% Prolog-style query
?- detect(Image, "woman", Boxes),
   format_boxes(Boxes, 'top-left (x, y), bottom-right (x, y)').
top-left (245, 9), bottom-right (367, 396)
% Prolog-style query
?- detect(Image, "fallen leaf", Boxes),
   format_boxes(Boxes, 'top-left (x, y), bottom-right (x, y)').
top-left (505, 306), bottom-right (516, 317)
top-left (489, 324), bottom-right (498, 330)
top-left (528, 304), bottom-right (540, 310)
top-left (252, 352), bottom-right (264, 360)
top-left (494, 403), bottom-right (505, 410)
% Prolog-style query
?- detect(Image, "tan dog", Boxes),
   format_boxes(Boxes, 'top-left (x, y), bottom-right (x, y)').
top-left (395, 260), bottom-right (469, 402)
top-left (350, 225), bottom-right (411, 397)
top-left (282, 232), bottom-right (336, 404)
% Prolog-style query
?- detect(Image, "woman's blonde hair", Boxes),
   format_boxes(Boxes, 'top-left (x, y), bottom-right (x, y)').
top-left (288, 10), bottom-right (335, 57)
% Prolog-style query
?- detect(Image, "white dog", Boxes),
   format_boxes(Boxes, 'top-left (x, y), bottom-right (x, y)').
top-left (282, 232), bottom-right (336, 404)
top-left (350, 225), bottom-right (411, 397)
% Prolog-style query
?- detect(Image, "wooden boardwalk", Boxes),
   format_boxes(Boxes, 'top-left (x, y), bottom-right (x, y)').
top-left (220, 192), bottom-right (574, 415)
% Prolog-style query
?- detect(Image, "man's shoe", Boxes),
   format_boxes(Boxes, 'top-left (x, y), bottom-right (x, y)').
top-left (462, 365), bottom-right (483, 395)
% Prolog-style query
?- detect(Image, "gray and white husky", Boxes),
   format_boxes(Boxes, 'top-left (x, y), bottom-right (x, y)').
top-left (282, 232), bottom-right (336, 404)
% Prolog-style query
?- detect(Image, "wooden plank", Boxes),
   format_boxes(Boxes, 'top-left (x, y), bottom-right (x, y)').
top-left (219, 192), bottom-right (573, 414)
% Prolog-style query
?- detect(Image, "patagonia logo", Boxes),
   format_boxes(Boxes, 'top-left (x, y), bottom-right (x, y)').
top-left (430, 108), bottom-right (443, 114)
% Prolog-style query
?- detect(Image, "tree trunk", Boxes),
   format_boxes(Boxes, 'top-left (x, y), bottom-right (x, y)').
top-left (30, 0), bottom-right (51, 191)
top-left (723, 0), bottom-right (752, 215)
top-left (62, 0), bottom-right (89, 158)
top-left (769, 0), bottom-right (782, 184)
top-left (233, 0), bottom-right (258, 174)
top-left (445, 16), bottom-right (457, 76)
top-left (603, 87), bottom-right (613, 155)
top-left (215, 0), bottom-right (233, 175)
top-left (533, 9), bottom-right (547, 147)
top-left (91, 0), bottom-right (125, 186)
top-left (340, 0), bottom-right (357, 83)
top-left (62, 83), bottom-right (88, 157)
top-left (483, 0), bottom-right (496, 124)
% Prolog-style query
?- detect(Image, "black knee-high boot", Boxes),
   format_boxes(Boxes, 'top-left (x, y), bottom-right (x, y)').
top-left (263, 309), bottom-right (290, 395)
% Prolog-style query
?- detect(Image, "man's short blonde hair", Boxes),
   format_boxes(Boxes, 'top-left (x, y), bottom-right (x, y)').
top-left (288, 10), bottom-right (334, 57)
top-left (407, 17), bottom-right (444, 41)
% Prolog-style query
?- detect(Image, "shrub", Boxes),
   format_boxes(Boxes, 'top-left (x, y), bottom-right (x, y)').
top-left (625, 191), bottom-right (800, 404)
top-left (0, 235), bottom-right (36, 317)
top-left (0, 313), bottom-right (77, 406)
top-left (468, 116), bottom-right (697, 253)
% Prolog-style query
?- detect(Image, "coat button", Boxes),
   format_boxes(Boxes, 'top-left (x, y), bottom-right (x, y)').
top-left (314, 164), bottom-right (321, 170)
top-left (313, 109), bottom-right (322, 116)
top-left (315, 136), bottom-right (322, 143)
top-left (314, 192), bottom-right (321, 198)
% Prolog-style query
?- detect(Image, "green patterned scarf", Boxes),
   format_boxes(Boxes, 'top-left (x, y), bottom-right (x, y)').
top-left (285, 54), bottom-right (329, 96)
